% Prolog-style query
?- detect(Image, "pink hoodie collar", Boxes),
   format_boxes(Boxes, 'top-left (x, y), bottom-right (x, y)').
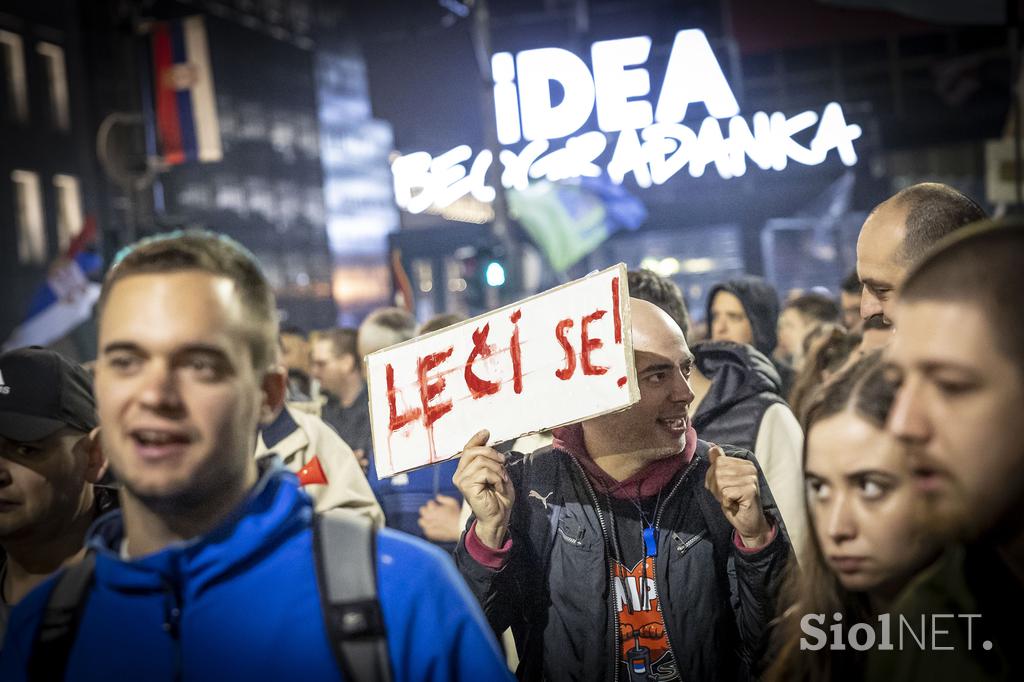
top-left (553, 423), bottom-right (698, 499)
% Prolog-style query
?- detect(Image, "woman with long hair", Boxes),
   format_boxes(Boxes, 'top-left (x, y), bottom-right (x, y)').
top-left (766, 351), bottom-right (942, 681)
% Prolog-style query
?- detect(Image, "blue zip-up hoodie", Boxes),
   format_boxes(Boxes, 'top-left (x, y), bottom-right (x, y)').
top-left (0, 462), bottom-right (511, 682)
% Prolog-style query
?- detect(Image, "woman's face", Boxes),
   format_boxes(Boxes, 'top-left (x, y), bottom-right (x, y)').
top-left (805, 410), bottom-right (938, 600)
top-left (777, 308), bottom-right (813, 360)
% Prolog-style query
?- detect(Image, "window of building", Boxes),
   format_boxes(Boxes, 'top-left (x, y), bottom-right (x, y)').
top-left (0, 30), bottom-right (28, 122)
top-left (37, 42), bottom-right (69, 131)
top-left (53, 174), bottom-right (82, 252)
top-left (12, 170), bottom-right (47, 264)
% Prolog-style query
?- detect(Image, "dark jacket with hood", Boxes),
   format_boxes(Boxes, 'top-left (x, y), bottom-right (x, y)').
top-left (453, 427), bottom-right (790, 682)
top-left (705, 277), bottom-right (794, 395)
top-left (692, 340), bottom-right (786, 453)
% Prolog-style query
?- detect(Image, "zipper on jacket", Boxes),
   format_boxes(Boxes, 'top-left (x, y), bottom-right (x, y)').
top-left (161, 579), bottom-right (184, 681)
top-left (569, 451), bottom-right (703, 681)
top-left (556, 526), bottom-right (585, 546)
top-left (161, 597), bottom-right (182, 637)
top-left (651, 454), bottom-right (701, 673)
top-left (569, 456), bottom-right (620, 682)
top-left (673, 530), bottom-right (707, 556)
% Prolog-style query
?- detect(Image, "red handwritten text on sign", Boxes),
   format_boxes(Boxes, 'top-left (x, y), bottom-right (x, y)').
top-left (367, 265), bottom-right (638, 478)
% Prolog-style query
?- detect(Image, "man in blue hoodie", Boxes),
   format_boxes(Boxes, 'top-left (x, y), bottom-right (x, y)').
top-left (0, 231), bottom-right (510, 682)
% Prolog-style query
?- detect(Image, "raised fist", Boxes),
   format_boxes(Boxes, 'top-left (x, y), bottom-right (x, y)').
top-left (703, 444), bottom-right (773, 548)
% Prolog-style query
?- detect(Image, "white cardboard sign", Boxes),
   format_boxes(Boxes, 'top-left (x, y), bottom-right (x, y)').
top-left (366, 264), bottom-right (638, 478)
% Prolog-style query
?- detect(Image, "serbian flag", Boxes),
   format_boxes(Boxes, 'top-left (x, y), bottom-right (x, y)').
top-left (3, 217), bottom-right (102, 351)
top-left (146, 16), bottom-right (222, 165)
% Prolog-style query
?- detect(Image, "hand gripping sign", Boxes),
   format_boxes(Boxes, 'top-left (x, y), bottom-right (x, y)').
top-left (366, 264), bottom-right (639, 478)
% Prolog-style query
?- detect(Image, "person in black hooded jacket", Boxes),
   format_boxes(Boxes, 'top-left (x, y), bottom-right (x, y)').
top-left (706, 277), bottom-right (795, 396)
top-left (688, 340), bottom-right (807, 561)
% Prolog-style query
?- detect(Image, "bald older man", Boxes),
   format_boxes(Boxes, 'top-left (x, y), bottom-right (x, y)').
top-left (452, 299), bottom-right (790, 682)
top-left (856, 182), bottom-right (985, 344)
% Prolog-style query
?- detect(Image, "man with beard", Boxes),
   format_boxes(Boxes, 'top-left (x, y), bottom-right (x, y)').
top-left (870, 219), bottom-right (1024, 680)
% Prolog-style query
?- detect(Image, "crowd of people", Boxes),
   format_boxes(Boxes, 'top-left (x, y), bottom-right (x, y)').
top-left (0, 180), bottom-right (1021, 681)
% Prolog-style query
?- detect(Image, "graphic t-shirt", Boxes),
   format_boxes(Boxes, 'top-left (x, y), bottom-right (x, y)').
top-left (608, 495), bottom-right (680, 682)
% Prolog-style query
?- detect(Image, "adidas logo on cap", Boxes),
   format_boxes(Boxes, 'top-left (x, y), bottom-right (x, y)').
top-left (0, 369), bottom-right (9, 395)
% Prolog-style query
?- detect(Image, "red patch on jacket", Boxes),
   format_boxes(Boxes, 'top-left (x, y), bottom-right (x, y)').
top-left (297, 456), bottom-right (328, 486)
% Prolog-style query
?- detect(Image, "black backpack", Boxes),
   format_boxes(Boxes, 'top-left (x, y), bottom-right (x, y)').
top-left (26, 513), bottom-right (392, 682)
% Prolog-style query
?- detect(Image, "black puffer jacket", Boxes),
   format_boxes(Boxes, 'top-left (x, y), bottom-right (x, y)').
top-left (692, 340), bottom-right (787, 453)
top-left (454, 439), bottom-right (790, 682)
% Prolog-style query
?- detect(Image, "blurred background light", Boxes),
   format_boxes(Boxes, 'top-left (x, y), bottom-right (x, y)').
top-left (485, 260), bottom-right (506, 287)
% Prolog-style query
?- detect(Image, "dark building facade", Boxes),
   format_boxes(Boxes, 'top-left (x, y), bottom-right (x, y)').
top-left (0, 0), bottom-right (100, 353)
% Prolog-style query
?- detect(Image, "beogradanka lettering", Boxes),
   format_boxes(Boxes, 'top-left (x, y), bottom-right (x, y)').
top-left (392, 29), bottom-right (862, 215)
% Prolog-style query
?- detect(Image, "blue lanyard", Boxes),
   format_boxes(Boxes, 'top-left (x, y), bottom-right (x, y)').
top-left (643, 525), bottom-right (657, 557)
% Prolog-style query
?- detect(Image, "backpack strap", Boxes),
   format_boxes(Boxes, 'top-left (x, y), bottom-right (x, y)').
top-left (27, 552), bottom-right (96, 682)
top-left (313, 513), bottom-right (392, 682)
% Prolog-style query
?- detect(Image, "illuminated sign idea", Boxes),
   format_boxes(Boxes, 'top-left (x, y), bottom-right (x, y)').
top-left (392, 29), bottom-right (862, 214)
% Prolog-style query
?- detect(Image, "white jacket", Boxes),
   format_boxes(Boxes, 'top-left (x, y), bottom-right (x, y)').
top-left (753, 402), bottom-right (808, 564)
top-left (255, 405), bottom-right (385, 528)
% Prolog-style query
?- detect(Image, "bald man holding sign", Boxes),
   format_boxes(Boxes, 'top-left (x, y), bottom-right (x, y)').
top-left (453, 299), bottom-right (790, 682)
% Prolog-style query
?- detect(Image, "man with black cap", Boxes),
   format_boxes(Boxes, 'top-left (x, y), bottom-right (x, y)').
top-left (0, 347), bottom-right (110, 643)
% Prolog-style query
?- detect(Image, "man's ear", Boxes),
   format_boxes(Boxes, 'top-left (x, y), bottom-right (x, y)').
top-left (80, 427), bottom-right (109, 484)
top-left (260, 366), bottom-right (288, 424)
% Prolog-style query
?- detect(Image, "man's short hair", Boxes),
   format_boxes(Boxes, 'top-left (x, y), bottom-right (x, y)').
top-left (358, 307), bottom-right (417, 357)
top-left (840, 269), bottom-right (861, 295)
top-left (783, 293), bottom-right (840, 324)
top-left (627, 269), bottom-right (691, 340)
top-left (901, 217), bottom-right (1024, 369)
top-left (280, 324), bottom-right (307, 338)
top-left (884, 182), bottom-right (987, 264)
top-left (311, 328), bottom-right (357, 360)
top-left (99, 230), bottom-right (277, 371)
